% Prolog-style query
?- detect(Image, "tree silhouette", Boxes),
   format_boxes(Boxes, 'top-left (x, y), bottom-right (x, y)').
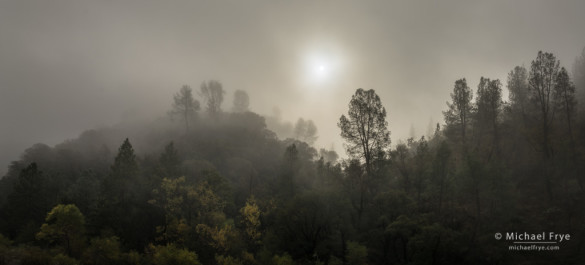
top-left (528, 51), bottom-right (560, 159)
top-left (5, 163), bottom-right (50, 241)
top-left (200, 80), bottom-right (225, 117)
top-left (281, 144), bottom-right (299, 197)
top-left (293, 118), bottom-right (318, 145)
top-left (171, 85), bottom-right (200, 132)
top-left (554, 67), bottom-right (577, 162)
top-left (101, 138), bottom-right (138, 205)
top-left (232, 89), bottom-right (250, 113)
top-left (338, 88), bottom-right (390, 176)
top-left (475, 77), bottom-right (503, 157)
top-left (528, 51), bottom-right (562, 201)
top-left (99, 138), bottom-right (152, 249)
top-left (573, 47), bottom-right (585, 109)
top-left (443, 78), bottom-right (473, 144)
top-left (159, 142), bottom-right (180, 179)
top-left (507, 66), bottom-right (530, 127)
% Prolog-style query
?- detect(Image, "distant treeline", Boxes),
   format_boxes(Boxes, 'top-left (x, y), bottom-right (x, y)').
top-left (0, 49), bottom-right (585, 264)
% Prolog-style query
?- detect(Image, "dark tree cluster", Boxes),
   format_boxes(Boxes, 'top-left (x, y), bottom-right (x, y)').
top-left (1, 49), bottom-right (585, 265)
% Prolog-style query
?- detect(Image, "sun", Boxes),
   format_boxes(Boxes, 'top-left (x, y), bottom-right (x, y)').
top-left (312, 63), bottom-right (329, 81)
top-left (299, 42), bottom-right (346, 88)
top-left (305, 56), bottom-right (332, 83)
top-left (315, 64), bottom-right (327, 76)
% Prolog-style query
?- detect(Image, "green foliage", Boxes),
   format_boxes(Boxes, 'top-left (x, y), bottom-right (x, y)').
top-left (3, 68), bottom-right (585, 265)
top-left (150, 176), bottom-right (188, 222)
top-left (346, 241), bottom-right (368, 265)
top-left (272, 253), bottom-right (294, 265)
top-left (37, 204), bottom-right (86, 257)
top-left (52, 253), bottom-right (79, 265)
top-left (150, 244), bottom-right (201, 265)
top-left (216, 254), bottom-right (244, 265)
top-left (82, 236), bottom-right (122, 265)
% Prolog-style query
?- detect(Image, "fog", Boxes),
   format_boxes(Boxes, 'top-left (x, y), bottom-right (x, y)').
top-left (1, 0), bottom-right (585, 175)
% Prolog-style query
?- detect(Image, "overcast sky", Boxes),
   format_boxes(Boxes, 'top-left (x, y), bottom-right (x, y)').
top-left (1, 0), bottom-right (585, 174)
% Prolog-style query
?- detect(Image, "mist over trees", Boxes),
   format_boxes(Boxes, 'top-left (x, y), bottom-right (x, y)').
top-left (572, 47), bottom-right (585, 112)
top-left (170, 85), bottom-right (200, 132)
top-left (338, 88), bottom-right (391, 176)
top-left (200, 80), bottom-right (225, 117)
top-left (265, 108), bottom-right (320, 145)
top-left (1, 49), bottom-right (585, 264)
top-left (443, 78), bottom-right (473, 144)
top-left (232, 90), bottom-right (250, 113)
top-left (293, 118), bottom-right (318, 145)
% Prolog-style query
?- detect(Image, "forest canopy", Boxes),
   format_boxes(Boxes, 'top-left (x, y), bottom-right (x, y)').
top-left (1, 49), bottom-right (585, 264)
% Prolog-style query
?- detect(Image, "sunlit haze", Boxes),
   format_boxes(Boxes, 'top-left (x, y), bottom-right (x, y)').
top-left (2, 2), bottom-right (585, 263)
top-left (1, 0), bottom-right (585, 173)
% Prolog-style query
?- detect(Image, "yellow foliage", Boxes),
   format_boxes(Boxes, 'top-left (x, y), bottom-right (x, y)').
top-left (240, 196), bottom-right (262, 243)
top-left (195, 223), bottom-right (238, 253)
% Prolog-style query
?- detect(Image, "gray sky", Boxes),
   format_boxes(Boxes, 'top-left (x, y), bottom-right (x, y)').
top-left (1, 0), bottom-right (585, 173)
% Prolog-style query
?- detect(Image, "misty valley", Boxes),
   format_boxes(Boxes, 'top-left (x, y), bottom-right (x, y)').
top-left (1, 49), bottom-right (585, 265)
top-left (2, 1), bottom-right (585, 263)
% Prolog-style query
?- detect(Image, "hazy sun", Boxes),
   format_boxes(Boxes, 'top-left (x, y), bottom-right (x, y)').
top-left (315, 64), bottom-right (327, 77)
top-left (300, 41), bottom-right (346, 88)
top-left (305, 56), bottom-right (332, 83)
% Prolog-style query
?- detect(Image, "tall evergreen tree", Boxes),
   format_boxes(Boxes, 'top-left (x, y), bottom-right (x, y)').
top-left (553, 67), bottom-right (577, 162)
top-left (99, 139), bottom-right (156, 249)
top-left (171, 85), bottom-right (200, 132)
top-left (572, 47), bottom-right (585, 111)
top-left (528, 51), bottom-right (560, 159)
top-left (507, 66), bottom-right (530, 126)
top-left (443, 79), bottom-right (473, 144)
top-left (5, 163), bottom-right (49, 240)
top-left (103, 138), bottom-right (138, 203)
top-left (475, 77), bottom-right (503, 157)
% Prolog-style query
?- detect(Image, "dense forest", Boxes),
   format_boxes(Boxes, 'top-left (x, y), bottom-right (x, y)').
top-left (1, 49), bottom-right (585, 265)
